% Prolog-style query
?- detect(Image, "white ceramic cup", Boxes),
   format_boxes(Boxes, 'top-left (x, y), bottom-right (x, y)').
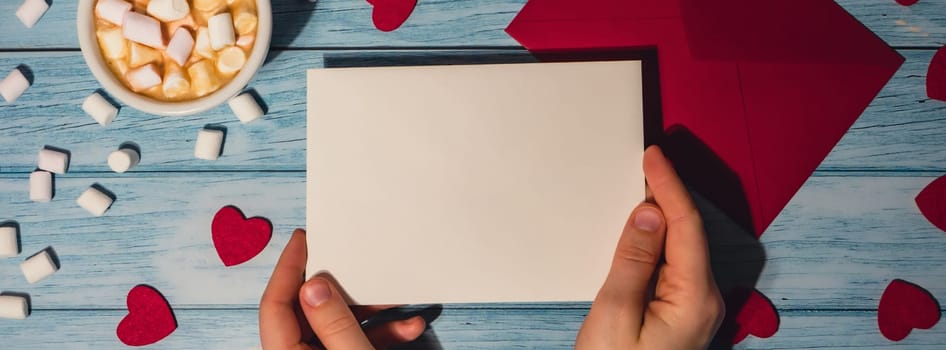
top-left (77, 0), bottom-right (272, 117)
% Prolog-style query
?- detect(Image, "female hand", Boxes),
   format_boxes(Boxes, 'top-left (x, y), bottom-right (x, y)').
top-left (575, 146), bottom-right (725, 349)
top-left (259, 229), bottom-right (427, 350)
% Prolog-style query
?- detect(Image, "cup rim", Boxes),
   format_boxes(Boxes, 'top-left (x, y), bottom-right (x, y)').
top-left (77, 0), bottom-right (272, 117)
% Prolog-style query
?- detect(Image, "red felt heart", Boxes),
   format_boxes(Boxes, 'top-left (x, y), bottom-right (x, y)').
top-left (211, 205), bottom-right (272, 267)
top-left (366, 0), bottom-right (417, 32)
top-left (928, 46), bottom-right (946, 102)
top-left (878, 279), bottom-right (941, 341)
top-left (117, 285), bottom-right (177, 346)
top-left (897, 0), bottom-right (919, 6)
top-left (722, 287), bottom-right (779, 344)
top-left (916, 175), bottom-right (946, 232)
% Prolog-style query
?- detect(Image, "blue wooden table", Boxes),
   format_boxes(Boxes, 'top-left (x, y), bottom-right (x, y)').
top-left (1, 0), bottom-right (946, 349)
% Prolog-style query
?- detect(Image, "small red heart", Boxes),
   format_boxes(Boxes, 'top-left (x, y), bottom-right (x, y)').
top-left (897, 0), bottom-right (919, 6)
top-left (366, 0), bottom-right (417, 32)
top-left (722, 287), bottom-right (779, 344)
top-left (928, 46), bottom-right (946, 102)
top-left (211, 206), bottom-right (272, 267)
top-left (117, 285), bottom-right (177, 346)
top-left (915, 175), bottom-right (946, 232)
top-left (878, 279), bottom-right (941, 341)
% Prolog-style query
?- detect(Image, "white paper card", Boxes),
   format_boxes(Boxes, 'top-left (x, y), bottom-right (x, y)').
top-left (306, 61), bottom-right (645, 304)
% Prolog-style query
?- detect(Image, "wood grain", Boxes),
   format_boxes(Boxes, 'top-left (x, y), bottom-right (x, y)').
top-left (1, 173), bottom-right (944, 310)
top-left (0, 49), bottom-right (944, 173)
top-left (0, 309), bottom-right (944, 349)
top-left (0, 0), bottom-right (943, 49)
top-left (2, 0), bottom-right (946, 348)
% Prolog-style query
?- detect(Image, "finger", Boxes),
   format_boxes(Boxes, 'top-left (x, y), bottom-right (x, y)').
top-left (260, 229), bottom-right (311, 350)
top-left (643, 146), bottom-right (712, 284)
top-left (365, 316), bottom-right (427, 349)
top-left (300, 277), bottom-right (374, 350)
top-left (594, 203), bottom-right (667, 332)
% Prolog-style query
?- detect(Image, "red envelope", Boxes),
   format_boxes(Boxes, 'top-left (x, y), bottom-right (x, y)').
top-left (506, 0), bottom-right (904, 237)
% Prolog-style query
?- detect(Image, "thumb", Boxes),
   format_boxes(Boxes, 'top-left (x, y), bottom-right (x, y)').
top-left (596, 204), bottom-right (666, 324)
top-left (299, 276), bottom-right (374, 350)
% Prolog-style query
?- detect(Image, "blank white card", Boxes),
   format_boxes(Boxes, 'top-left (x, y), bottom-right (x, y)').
top-left (306, 61), bottom-right (645, 304)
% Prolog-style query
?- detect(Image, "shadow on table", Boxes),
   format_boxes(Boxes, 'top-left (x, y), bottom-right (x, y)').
top-left (375, 305), bottom-right (445, 350)
top-left (265, 0), bottom-right (317, 64)
top-left (321, 49), bottom-right (768, 349)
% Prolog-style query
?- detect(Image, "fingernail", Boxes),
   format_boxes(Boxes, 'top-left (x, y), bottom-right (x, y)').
top-left (302, 279), bottom-right (332, 307)
top-left (633, 208), bottom-right (662, 232)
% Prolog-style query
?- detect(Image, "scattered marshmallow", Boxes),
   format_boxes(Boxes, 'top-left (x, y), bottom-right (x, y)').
top-left (0, 226), bottom-right (19, 258)
top-left (208, 12), bottom-right (236, 50)
top-left (194, 128), bottom-right (224, 160)
top-left (147, 0), bottom-right (190, 22)
top-left (21, 248), bottom-right (57, 283)
top-left (37, 148), bottom-right (69, 174)
top-left (166, 28), bottom-right (195, 67)
top-left (125, 64), bottom-right (162, 92)
top-left (108, 148), bottom-right (140, 173)
top-left (83, 92), bottom-right (119, 126)
top-left (29, 171), bottom-right (52, 202)
top-left (77, 185), bottom-right (114, 217)
top-left (0, 295), bottom-right (29, 320)
top-left (16, 0), bottom-right (49, 29)
top-left (123, 12), bottom-right (165, 49)
top-left (228, 92), bottom-right (263, 124)
top-left (95, 0), bottom-right (132, 26)
top-left (0, 68), bottom-right (30, 103)
top-left (216, 46), bottom-right (246, 75)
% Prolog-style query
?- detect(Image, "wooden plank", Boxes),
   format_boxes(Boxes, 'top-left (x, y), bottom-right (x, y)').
top-left (0, 49), bottom-right (944, 173)
top-left (0, 309), bottom-right (945, 349)
top-left (1, 172), bottom-right (945, 309)
top-left (0, 0), bottom-right (942, 50)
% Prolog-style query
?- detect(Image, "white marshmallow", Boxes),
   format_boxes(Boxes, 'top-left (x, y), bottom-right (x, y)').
top-left (236, 34), bottom-right (255, 49)
top-left (125, 64), bottom-right (162, 92)
top-left (194, 27), bottom-right (215, 59)
top-left (21, 249), bottom-right (57, 283)
top-left (187, 60), bottom-right (220, 97)
top-left (0, 226), bottom-right (19, 258)
top-left (166, 28), bottom-right (195, 67)
top-left (83, 92), bottom-right (119, 126)
top-left (147, 0), bottom-right (190, 22)
top-left (194, 128), bottom-right (224, 160)
top-left (77, 186), bottom-right (114, 217)
top-left (29, 171), bottom-right (52, 202)
top-left (129, 42), bottom-right (162, 68)
top-left (97, 27), bottom-right (128, 60)
top-left (37, 148), bottom-right (69, 174)
top-left (0, 295), bottom-right (29, 320)
top-left (228, 92), bottom-right (263, 124)
top-left (16, 0), bottom-right (49, 29)
top-left (0, 68), bottom-right (30, 103)
top-left (95, 0), bottom-right (132, 26)
top-left (209, 13), bottom-right (236, 50)
top-left (193, 0), bottom-right (226, 12)
top-left (108, 149), bottom-right (140, 173)
top-left (123, 12), bottom-right (164, 49)
top-left (215, 46), bottom-right (246, 75)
